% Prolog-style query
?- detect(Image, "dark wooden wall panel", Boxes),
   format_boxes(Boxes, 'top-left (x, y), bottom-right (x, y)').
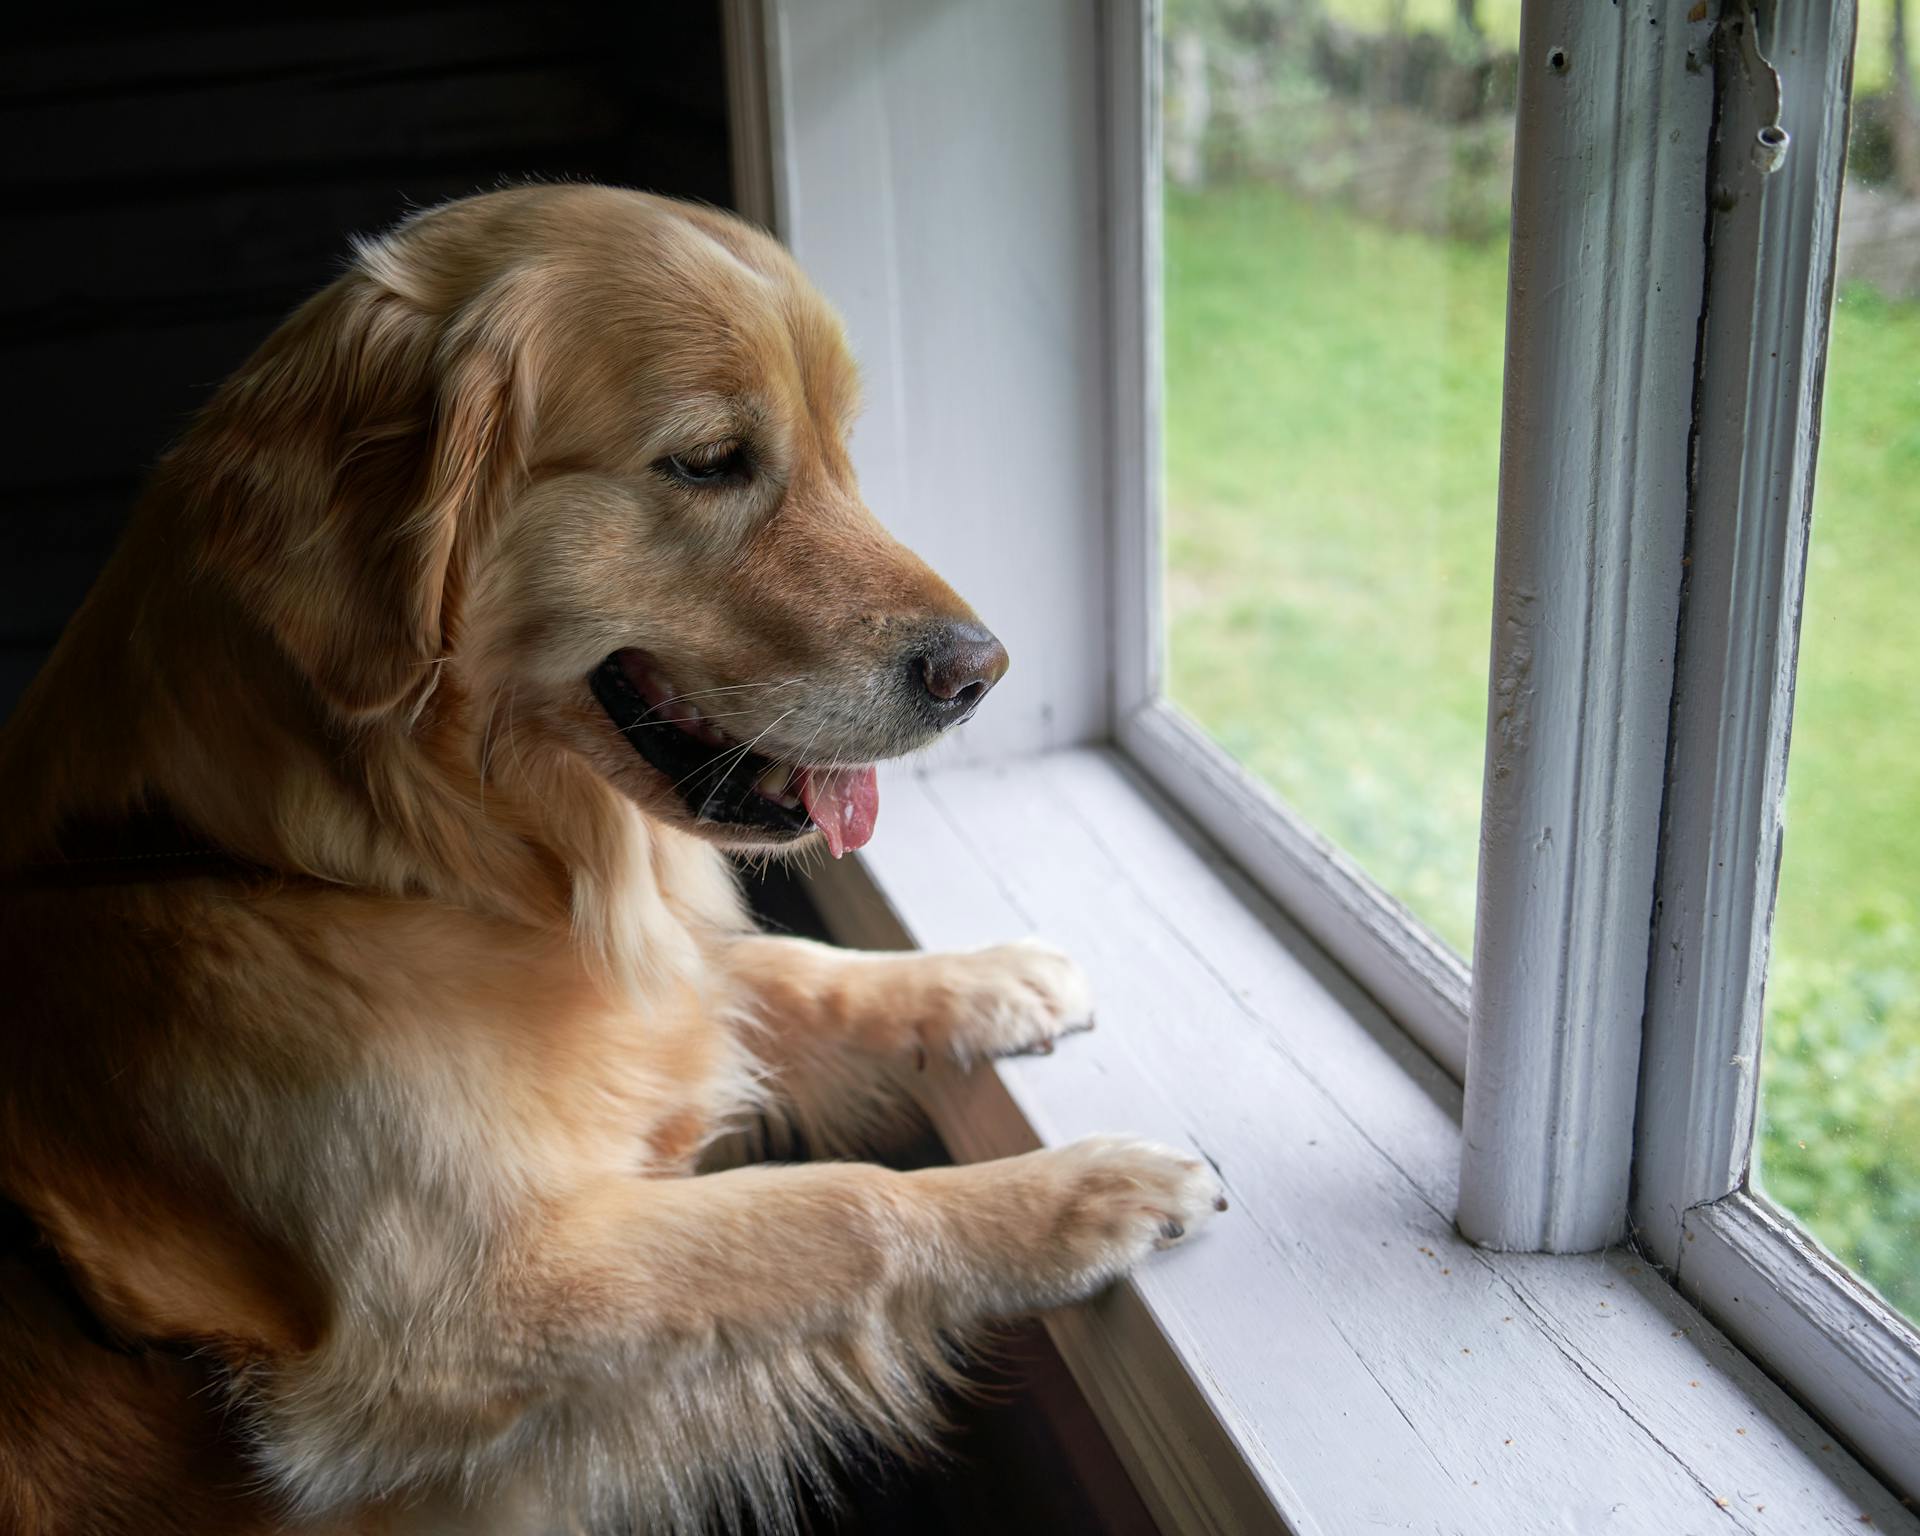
top-left (0, 2), bottom-right (733, 718)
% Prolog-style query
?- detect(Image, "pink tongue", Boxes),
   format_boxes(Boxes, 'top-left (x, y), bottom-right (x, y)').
top-left (795, 765), bottom-right (879, 858)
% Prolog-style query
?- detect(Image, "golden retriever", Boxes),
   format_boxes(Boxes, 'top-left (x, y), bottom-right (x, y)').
top-left (0, 185), bottom-right (1223, 1535)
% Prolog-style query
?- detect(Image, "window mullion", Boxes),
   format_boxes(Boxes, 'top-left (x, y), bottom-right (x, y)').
top-left (1457, 0), bottom-right (1715, 1253)
top-left (1624, 0), bottom-right (1920, 1505)
top-left (1632, 0), bottom-right (1855, 1271)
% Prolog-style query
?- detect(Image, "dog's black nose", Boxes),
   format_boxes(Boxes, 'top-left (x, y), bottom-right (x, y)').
top-left (914, 623), bottom-right (1009, 724)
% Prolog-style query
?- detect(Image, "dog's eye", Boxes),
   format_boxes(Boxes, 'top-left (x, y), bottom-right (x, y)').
top-left (658, 441), bottom-right (751, 489)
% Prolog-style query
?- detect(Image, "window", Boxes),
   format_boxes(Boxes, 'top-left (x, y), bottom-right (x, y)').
top-left (741, 0), bottom-right (1920, 1520)
top-left (1131, 0), bottom-right (1920, 1496)
top-left (1754, 93), bottom-right (1920, 1328)
top-left (1159, 0), bottom-right (1520, 955)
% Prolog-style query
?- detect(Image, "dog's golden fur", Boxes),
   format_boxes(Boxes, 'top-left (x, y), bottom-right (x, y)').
top-left (0, 186), bottom-right (1221, 1534)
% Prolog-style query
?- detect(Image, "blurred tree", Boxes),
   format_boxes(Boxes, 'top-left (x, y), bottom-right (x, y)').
top-left (1167, 28), bottom-right (1212, 188)
top-left (1892, 0), bottom-right (1920, 196)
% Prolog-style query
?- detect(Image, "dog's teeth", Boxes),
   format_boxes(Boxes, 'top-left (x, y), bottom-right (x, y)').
top-left (754, 764), bottom-right (802, 807)
top-left (754, 764), bottom-right (791, 802)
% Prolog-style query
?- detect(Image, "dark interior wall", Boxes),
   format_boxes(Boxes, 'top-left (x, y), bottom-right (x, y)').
top-left (0, 2), bottom-right (734, 720)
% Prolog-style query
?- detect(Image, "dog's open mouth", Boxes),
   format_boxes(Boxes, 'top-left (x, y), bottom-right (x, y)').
top-left (590, 651), bottom-right (878, 856)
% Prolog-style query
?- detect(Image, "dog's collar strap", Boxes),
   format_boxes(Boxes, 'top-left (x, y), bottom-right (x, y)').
top-left (5, 806), bottom-right (270, 889)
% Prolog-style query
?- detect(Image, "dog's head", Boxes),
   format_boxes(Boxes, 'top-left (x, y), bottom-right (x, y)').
top-left (190, 186), bottom-right (1004, 857)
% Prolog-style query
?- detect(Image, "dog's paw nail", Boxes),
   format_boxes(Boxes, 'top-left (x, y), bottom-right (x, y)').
top-left (1159, 1219), bottom-right (1186, 1242)
top-left (1033, 1039), bottom-right (1054, 1056)
top-left (1214, 1195), bottom-right (1229, 1212)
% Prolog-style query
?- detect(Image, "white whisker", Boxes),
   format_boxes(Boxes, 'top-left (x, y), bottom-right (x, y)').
top-left (667, 708), bottom-right (797, 802)
top-left (649, 677), bottom-right (806, 712)
top-left (616, 705), bottom-right (800, 732)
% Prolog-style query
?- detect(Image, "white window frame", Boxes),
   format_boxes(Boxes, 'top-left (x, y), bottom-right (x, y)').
top-left (727, 0), bottom-right (1920, 1519)
top-left (1117, 0), bottom-right (1920, 1496)
top-left (1631, 0), bottom-right (1920, 1489)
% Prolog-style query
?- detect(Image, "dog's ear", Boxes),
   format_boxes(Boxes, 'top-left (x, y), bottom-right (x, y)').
top-left (186, 260), bottom-right (536, 717)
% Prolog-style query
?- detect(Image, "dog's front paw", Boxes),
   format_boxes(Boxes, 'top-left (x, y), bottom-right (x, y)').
top-left (926, 938), bottom-right (1095, 1064)
top-left (934, 1135), bottom-right (1228, 1318)
top-left (1011, 1135), bottom-right (1226, 1303)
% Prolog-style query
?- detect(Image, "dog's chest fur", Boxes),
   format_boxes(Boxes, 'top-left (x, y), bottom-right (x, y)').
top-left (280, 879), bottom-right (765, 1191)
top-left (6, 835), bottom-right (765, 1266)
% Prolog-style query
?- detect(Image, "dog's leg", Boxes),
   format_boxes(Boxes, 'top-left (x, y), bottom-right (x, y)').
top-left (263, 1143), bottom-right (1223, 1528)
top-left (716, 934), bottom-right (1095, 1152)
top-left (725, 933), bottom-right (1093, 1063)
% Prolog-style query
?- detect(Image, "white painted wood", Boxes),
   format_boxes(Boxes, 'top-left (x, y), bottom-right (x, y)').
top-left (809, 751), bottom-right (1917, 1536)
top-left (1680, 1193), bottom-right (1920, 1504)
top-left (1632, 2), bottom-right (1920, 1503)
top-left (1120, 701), bottom-right (1469, 1080)
top-left (1458, 0), bottom-right (1716, 1255)
top-left (758, 0), bottom-right (1113, 765)
top-left (718, 0), bottom-right (777, 232)
top-left (1106, 0), bottom-right (1164, 725)
top-left (1634, 0), bottom-right (1856, 1259)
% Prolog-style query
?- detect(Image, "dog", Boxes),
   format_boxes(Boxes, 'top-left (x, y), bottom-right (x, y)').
top-left (0, 185), bottom-right (1224, 1535)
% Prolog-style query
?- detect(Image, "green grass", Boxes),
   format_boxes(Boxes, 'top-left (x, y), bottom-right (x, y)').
top-left (1164, 182), bottom-right (1504, 951)
top-left (1163, 183), bottom-right (1920, 1318)
top-left (1851, 0), bottom-right (1914, 96)
top-left (1754, 280), bottom-right (1920, 1319)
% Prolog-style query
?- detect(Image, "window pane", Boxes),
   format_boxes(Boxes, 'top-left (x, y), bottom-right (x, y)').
top-left (1755, 56), bottom-right (1920, 1324)
top-left (1159, 2), bottom-right (1517, 954)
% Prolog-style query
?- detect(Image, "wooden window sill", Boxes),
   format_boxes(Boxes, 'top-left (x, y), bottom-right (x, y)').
top-left (803, 747), bottom-right (1917, 1536)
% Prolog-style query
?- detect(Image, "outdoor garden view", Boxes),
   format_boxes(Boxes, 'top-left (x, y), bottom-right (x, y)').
top-left (1160, 0), bottom-right (1920, 1318)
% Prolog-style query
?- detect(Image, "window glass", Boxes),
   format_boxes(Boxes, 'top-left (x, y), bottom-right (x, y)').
top-left (1159, 0), bottom-right (1519, 953)
top-left (1755, 41), bottom-right (1920, 1324)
